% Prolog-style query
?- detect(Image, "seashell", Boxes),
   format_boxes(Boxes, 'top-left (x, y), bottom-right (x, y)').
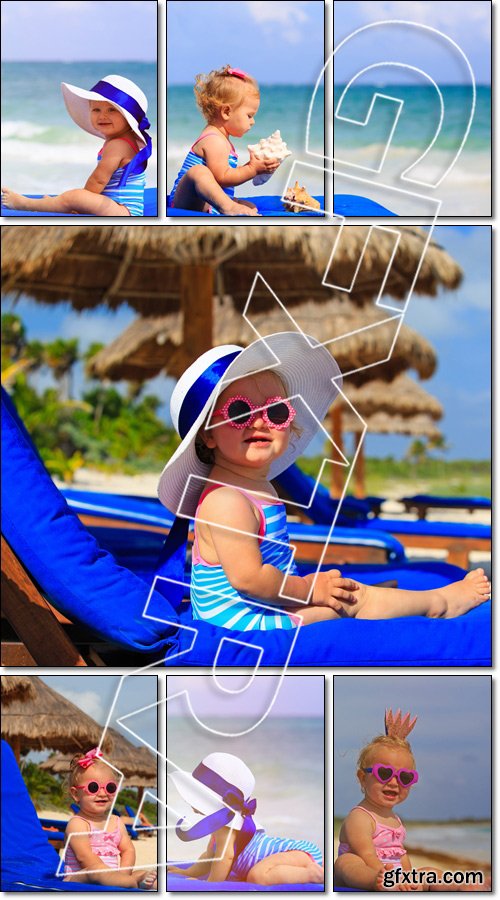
top-left (282, 181), bottom-right (320, 214)
top-left (248, 130), bottom-right (292, 185)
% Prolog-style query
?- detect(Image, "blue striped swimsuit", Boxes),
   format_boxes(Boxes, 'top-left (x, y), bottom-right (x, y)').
top-left (98, 138), bottom-right (146, 216)
top-left (225, 830), bottom-right (323, 880)
top-left (169, 132), bottom-right (238, 216)
top-left (191, 485), bottom-right (299, 631)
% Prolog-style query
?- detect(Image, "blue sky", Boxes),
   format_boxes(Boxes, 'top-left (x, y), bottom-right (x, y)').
top-left (334, 675), bottom-right (491, 820)
top-left (1, 0), bottom-right (157, 61)
top-left (3, 225), bottom-right (491, 461)
top-left (27, 675), bottom-right (158, 763)
top-left (167, 0), bottom-right (325, 85)
top-left (167, 674), bottom-right (324, 718)
top-left (334, 0), bottom-right (491, 85)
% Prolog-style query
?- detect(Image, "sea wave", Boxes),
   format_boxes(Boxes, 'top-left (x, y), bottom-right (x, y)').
top-left (3, 120), bottom-right (51, 139)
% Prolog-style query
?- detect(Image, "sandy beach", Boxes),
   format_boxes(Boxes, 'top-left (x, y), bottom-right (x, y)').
top-left (38, 808), bottom-right (157, 869)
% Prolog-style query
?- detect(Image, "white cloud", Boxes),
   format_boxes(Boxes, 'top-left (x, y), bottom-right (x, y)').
top-left (246, 0), bottom-right (309, 44)
top-left (58, 689), bottom-right (104, 722)
top-left (356, 0), bottom-right (490, 41)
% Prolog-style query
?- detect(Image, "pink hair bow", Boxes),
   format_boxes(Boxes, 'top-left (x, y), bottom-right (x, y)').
top-left (77, 747), bottom-right (103, 769)
top-left (227, 67), bottom-right (248, 80)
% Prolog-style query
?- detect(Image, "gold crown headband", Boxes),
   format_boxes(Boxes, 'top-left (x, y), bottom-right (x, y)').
top-left (385, 708), bottom-right (418, 739)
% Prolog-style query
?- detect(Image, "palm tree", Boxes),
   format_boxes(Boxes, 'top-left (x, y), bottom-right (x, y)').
top-left (405, 439), bottom-right (428, 467)
top-left (43, 338), bottom-right (79, 401)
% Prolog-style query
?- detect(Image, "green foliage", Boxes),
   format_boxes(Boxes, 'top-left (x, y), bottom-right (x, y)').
top-left (3, 312), bottom-right (179, 481)
top-left (21, 761), bottom-right (66, 811)
top-left (299, 454), bottom-right (491, 499)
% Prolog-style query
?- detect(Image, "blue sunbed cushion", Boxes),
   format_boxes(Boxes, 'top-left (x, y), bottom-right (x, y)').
top-left (1, 187), bottom-right (157, 217)
top-left (167, 194), bottom-right (324, 217)
top-left (167, 863), bottom-right (323, 891)
top-left (1, 388), bottom-right (177, 651)
top-left (333, 194), bottom-right (396, 216)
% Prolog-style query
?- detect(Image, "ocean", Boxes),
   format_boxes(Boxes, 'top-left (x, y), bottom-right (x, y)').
top-left (405, 821), bottom-right (491, 864)
top-left (167, 84), bottom-right (325, 201)
top-left (333, 84), bottom-right (491, 215)
top-left (1, 61), bottom-right (157, 194)
top-left (167, 716), bottom-right (324, 862)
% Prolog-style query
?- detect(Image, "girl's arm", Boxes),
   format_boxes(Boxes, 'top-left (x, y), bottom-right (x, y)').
top-left (117, 818), bottom-right (136, 872)
top-left (200, 488), bottom-right (358, 611)
top-left (201, 137), bottom-right (279, 187)
top-left (206, 827), bottom-right (236, 883)
top-left (168, 836), bottom-right (213, 877)
top-left (83, 140), bottom-right (131, 194)
top-left (341, 809), bottom-right (382, 872)
top-left (401, 852), bottom-right (413, 871)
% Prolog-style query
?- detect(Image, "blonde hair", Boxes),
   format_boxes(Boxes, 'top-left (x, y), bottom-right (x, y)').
top-left (68, 751), bottom-right (113, 790)
top-left (357, 734), bottom-right (416, 771)
top-left (194, 65), bottom-right (259, 122)
top-left (195, 370), bottom-right (303, 464)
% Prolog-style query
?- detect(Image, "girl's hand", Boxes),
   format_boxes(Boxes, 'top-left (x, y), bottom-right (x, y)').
top-left (248, 150), bottom-right (281, 175)
top-left (303, 570), bottom-right (359, 613)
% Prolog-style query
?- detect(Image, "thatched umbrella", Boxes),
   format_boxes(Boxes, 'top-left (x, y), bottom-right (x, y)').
top-left (87, 296), bottom-right (437, 385)
top-left (341, 374), bottom-right (443, 420)
top-left (1, 676), bottom-right (113, 762)
top-left (40, 726), bottom-right (156, 802)
top-left (1, 675), bottom-right (36, 704)
top-left (1, 225), bottom-right (462, 367)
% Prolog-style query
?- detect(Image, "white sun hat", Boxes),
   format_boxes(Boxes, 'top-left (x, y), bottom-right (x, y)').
top-left (158, 330), bottom-right (342, 519)
top-left (61, 74), bottom-right (149, 143)
top-left (169, 753), bottom-right (259, 833)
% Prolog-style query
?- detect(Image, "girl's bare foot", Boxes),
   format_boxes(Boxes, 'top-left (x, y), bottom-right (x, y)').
top-left (2, 187), bottom-right (32, 210)
top-left (375, 867), bottom-right (421, 891)
top-left (137, 869), bottom-right (157, 890)
top-left (438, 569), bottom-right (491, 618)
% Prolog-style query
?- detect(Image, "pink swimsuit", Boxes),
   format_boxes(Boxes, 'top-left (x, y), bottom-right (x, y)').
top-left (338, 806), bottom-right (407, 867)
top-left (63, 815), bottom-right (122, 874)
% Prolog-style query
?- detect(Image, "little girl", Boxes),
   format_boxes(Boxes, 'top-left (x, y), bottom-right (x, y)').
top-left (63, 748), bottom-right (157, 889)
top-left (335, 710), bottom-right (490, 891)
top-left (2, 74), bottom-right (151, 217)
top-left (169, 65), bottom-right (281, 216)
top-left (157, 333), bottom-right (490, 630)
top-left (167, 752), bottom-right (323, 885)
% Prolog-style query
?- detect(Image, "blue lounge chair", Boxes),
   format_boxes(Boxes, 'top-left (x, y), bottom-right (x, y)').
top-left (0, 741), bottom-right (140, 892)
top-left (1, 187), bottom-right (157, 218)
top-left (1, 389), bottom-right (491, 666)
top-left (401, 494), bottom-right (491, 519)
top-left (275, 465), bottom-right (491, 570)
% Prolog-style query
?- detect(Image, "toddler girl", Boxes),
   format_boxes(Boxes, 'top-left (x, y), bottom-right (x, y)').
top-left (167, 752), bottom-right (323, 885)
top-left (63, 747), bottom-right (157, 889)
top-left (335, 710), bottom-right (490, 891)
top-left (157, 333), bottom-right (490, 631)
top-left (169, 65), bottom-right (281, 216)
top-left (2, 75), bottom-right (151, 217)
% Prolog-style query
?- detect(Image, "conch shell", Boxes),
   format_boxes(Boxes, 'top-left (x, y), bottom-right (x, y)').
top-left (282, 181), bottom-right (320, 213)
top-left (248, 130), bottom-right (292, 185)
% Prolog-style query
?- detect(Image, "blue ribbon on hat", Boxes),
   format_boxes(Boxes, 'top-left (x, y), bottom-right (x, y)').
top-left (155, 349), bottom-right (241, 611)
top-left (175, 762), bottom-right (257, 857)
top-left (91, 79), bottom-right (152, 186)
